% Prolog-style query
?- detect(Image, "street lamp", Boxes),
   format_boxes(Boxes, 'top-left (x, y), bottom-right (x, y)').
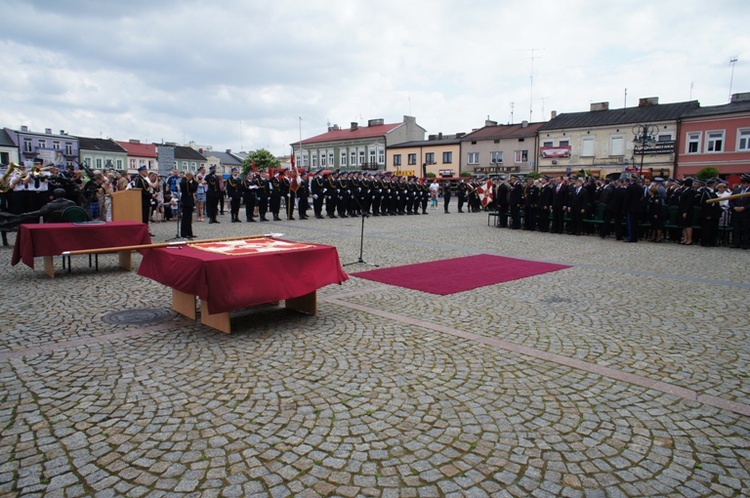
top-left (632, 124), bottom-right (658, 177)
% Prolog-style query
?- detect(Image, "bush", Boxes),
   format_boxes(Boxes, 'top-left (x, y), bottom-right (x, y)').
top-left (696, 167), bottom-right (719, 181)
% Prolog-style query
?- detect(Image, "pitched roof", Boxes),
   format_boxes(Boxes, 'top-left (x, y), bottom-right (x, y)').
top-left (205, 150), bottom-right (243, 165)
top-left (681, 99), bottom-right (750, 118)
top-left (461, 122), bottom-right (545, 141)
top-left (116, 140), bottom-right (158, 158)
top-left (76, 136), bottom-right (127, 153)
top-left (389, 137), bottom-right (463, 148)
top-left (0, 128), bottom-right (15, 147)
top-left (298, 122), bottom-right (402, 146)
top-left (174, 145), bottom-right (207, 161)
top-left (538, 100), bottom-right (700, 131)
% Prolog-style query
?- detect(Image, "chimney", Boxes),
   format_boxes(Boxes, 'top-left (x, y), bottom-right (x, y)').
top-left (129, 139), bottom-right (141, 143)
top-left (550, 110), bottom-right (557, 120)
top-left (351, 122), bottom-right (358, 131)
top-left (438, 132), bottom-right (443, 139)
top-left (367, 118), bottom-right (384, 127)
top-left (521, 120), bottom-right (529, 128)
top-left (428, 134), bottom-right (437, 141)
top-left (590, 102), bottom-right (609, 112)
top-left (225, 149), bottom-right (232, 153)
top-left (60, 130), bottom-right (66, 135)
top-left (638, 97), bottom-right (659, 107)
top-left (731, 92), bottom-right (750, 103)
top-left (485, 119), bottom-right (498, 127)
top-left (20, 125), bottom-right (29, 132)
top-left (45, 128), bottom-right (52, 134)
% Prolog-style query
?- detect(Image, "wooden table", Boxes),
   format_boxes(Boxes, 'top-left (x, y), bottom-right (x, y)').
top-left (137, 238), bottom-right (349, 334)
top-left (11, 221), bottom-right (152, 278)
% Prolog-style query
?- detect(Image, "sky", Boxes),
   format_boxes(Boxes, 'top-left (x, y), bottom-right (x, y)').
top-left (0, 0), bottom-right (748, 157)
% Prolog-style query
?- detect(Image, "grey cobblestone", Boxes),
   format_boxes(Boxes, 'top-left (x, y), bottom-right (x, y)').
top-left (1, 213), bottom-right (749, 496)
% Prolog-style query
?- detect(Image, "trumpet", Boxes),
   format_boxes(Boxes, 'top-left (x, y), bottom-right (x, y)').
top-left (0, 162), bottom-right (19, 193)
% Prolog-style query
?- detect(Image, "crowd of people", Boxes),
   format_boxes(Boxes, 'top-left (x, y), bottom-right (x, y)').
top-left (2, 161), bottom-right (748, 249)
top-left (487, 173), bottom-right (750, 249)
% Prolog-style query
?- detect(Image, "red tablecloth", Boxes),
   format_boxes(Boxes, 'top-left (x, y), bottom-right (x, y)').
top-left (11, 221), bottom-right (152, 269)
top-left (137, 239), bottom-right (349, 314)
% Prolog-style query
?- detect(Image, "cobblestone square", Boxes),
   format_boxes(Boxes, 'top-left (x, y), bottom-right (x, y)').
top-left (1, 211), bottom-right (749, 497)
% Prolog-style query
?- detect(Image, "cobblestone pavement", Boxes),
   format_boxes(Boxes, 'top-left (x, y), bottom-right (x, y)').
top-left (1, 210), bottom-right (749, 497)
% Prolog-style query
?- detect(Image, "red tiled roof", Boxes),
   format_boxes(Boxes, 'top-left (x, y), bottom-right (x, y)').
top-left (116, 140), bottom-right (158, 158)
top-left (298, 123), bottom-right (402, 145)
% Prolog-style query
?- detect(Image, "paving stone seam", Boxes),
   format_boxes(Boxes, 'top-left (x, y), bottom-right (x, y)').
top-left (0, 321), bottom-right (181, 362)
top-left (324, 296), bottom-right (750, 417)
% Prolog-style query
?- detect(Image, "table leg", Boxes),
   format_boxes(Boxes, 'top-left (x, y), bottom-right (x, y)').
top-left (172, 289), bottom-right (197, 320)
top-left (286, 290), bottom-right (317, 315)
top-left (43, 256), bottom-right (55, 278)
top-left (200, 301), bottom-right (231, 334)
top-left (119, 251), bottom-right (132, 271)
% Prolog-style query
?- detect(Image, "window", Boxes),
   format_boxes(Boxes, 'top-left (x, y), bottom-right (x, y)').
top-left (64, 142), bottom-right (73, 155)
top-left (442, 151), bottom-right (452, 163)
top-left (738, 129), bottom-right (750, 151)
top-left (38, 139), bottom-right (46, 149)
top-left (658, 134), bottom-right (672, 142)
top-left (543, 141), bottom-right (553, 147)
top-left (369, 149), bottom-right (376, 165)
top-left (514, 150), bottom-right (528, 163)
top-left (425, 152), bottom-right (435, 164)
top-left (130, 159), bottom-right (136, 169)
top-left (23, 139), bottom-right (32, 153)
top-left (467, 152), bottom-right (479, 164)
top-left (706, 131), bottom-right (724, 152)
top-left (321, 153), bottom-right (327, 166)
top-left (95, 158), bottom-right (102, 168)
top-left (610, 136), bottom-right (625, 156)
top-left (581, 137), bottom-right (595, 157)
top-left (359, 151), bottom-right (365, 165)
top-left (408, 153), bottom-right (417, 165)
top-left (341, 151), bottom-right (347, 166)
top-left (328, 153), bottom-right (334, 166)
top-left (378, 148), bottom-right (385, 164)
top-left (312, 154), bottom-right (318, 168)
top-left (687, 132), bottom-right (701, 153)
top-left (393, 154), bottom-right (402, 166)
top-left (116, 159), bottom-right (123, 170)
top-left (84, 158), bottom-right (92, 167)
top-left (490, 151), bottom-right (503, 164)
top-left (559, 140), bottom-right (570, 147)
top-left (53, 141), bottom-right (60, 150)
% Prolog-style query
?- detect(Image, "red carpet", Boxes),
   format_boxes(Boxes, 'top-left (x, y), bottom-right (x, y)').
top-left (352, 254), bottom-right (570, 295)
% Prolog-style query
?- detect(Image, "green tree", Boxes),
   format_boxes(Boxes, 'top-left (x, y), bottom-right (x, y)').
top-left (696, 167), bottom-right (720, 181)
top-left (460, 171), bottom-right (472, 177)
top-left (527, 171), bottom-right (541, 180)
top-left (241, 149), bottom-right (280, 175)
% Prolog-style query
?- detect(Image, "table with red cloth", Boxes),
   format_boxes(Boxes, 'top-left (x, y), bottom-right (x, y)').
top-left (137, 237), bottom-right (348, 334)
top-left (11, 221), bottom-right (152, 278)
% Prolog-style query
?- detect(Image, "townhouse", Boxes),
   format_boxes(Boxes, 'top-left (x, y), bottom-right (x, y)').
top-left (5, 126), bottom-right (79, 169)
top-left (116, 139), bottom-right (159, 175)
top-left (77, 136), bottom-right (128, 172)
top-left (292, 116), bottom-right (425, 171)
top-left (387, 133), bottom-right (464, 178)
top-left (460, 120), bottom-right (544, 177)
top-left (536, 98), bottom-right (700, 180)
top-left (677, 92), bottom-right (750, 183)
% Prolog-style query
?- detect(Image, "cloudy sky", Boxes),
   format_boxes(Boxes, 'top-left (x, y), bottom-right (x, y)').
top-left (1, 0), bottom-right (748, 156)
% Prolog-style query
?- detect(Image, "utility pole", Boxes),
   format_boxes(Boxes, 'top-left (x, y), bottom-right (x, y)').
top-left (729, 57), bottom-right (739, 101)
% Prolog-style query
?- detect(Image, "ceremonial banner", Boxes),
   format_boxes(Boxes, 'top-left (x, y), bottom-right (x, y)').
top-left (477, 180), bottom-right (493, 208)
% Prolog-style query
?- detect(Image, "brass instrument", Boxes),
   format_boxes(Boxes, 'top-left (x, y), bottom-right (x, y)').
top-left (0, 162), bottom-right (19, 193)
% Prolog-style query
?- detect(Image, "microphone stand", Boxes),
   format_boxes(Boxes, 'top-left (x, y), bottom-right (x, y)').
top-left (165, 193), bottom-right (186, 242)
top-left (343, 190), bottom-right (378, 268)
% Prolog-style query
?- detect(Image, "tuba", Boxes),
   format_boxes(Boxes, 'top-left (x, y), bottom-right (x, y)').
top-left (0, 162), bottom-right (19, 193)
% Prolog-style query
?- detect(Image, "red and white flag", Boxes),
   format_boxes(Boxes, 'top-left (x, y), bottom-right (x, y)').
top-left (477, 180), bottom-right (493, 208)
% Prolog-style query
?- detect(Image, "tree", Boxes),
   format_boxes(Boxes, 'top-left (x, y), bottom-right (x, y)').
top-left (697, 167), bottom-right (720, 181)
top-left (527, 171), bottom-right (541, 180)
top-left (241, 149), bottom-right (280, 175)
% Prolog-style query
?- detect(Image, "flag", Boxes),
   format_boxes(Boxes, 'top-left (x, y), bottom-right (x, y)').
top-left (477, 180), bottom-right (494, 208)
top-left (290, 163), bottom-right (300, 193)
top-left (291, 154), bottom-right (296, 168)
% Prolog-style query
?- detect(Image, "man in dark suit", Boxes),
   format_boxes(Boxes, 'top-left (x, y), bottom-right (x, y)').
top-left (625, 176), bottom-right (644, 242)
top-left (699, 179), bottom-right (721, 246)
top-left (495, 180), bottom-right (509, 227)
top-left (551, 177), bottom-right (568, 234)
top-left (179, 172), bottom-right (197, 239)
top-left (730, 173), bottom-right (750, 249)
top-left (603, 179), bottom-right (626, 240)
top-left (568, 178), bottom-right (588, 235)
top-left (508, 175), bottom-right (524, 229)
top-left (523, 178), bottom-right (539, 231)
top-left (537, 177), bottom-right (553, 232)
